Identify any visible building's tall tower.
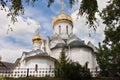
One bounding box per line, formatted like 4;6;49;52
32;24;43;50
52;1;73;40
32;33;43;50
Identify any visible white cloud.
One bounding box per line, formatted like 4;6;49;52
24;6;53;37
97;0;108;11
0;38;31;62
70;0;109;47
77;0;108;10
71;10;105;47
0;7;39;63
70;0;106;47
0;48;30;63
0;8;39;36
0;0;108;62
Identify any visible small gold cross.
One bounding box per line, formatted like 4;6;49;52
35;22;40;35
61;0;65;13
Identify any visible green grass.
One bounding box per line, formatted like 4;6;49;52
0;77;120;80
0;77;68;80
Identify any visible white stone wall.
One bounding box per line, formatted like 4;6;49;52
54;22;73;35
33;42;42;50
50;47;98;72
20;58;54;69
13;58;55;77
70;47;94;68
45;38;51;55
50;48;62;60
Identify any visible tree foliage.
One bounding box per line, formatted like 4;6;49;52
97;26;120;77
0;0;98;28
100;0;120;28
78;0;98;29
96;0;120;77
55;47;92;80
97;42;120;77
0;0;120;77
0;0;51;23
55;47;69;78
0;0;120;29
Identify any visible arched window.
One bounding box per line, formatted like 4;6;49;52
59;25;61;34
49;65;51;70
35;64;38;72
66;25;68;34
85;61;89;70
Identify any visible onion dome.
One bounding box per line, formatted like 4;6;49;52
32;33;43;43
52;1;73;26
52;12;73;27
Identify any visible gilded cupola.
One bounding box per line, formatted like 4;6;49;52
32;23;43;43
32;33;43;43
52;1;73;27
52;13;73;27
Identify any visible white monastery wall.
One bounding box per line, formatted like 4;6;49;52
54;22;72;35
33;42;42;50
20;58;54;68
70;47;98;71
50;48;62;60
50;47;98;70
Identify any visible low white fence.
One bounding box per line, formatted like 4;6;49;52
0;68;54;78
0;68;99;78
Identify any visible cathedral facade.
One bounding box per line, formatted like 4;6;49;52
0;5;99;78
45;11;99;75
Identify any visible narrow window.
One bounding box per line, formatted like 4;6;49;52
59;25;61;34
49;65;51;70
85;62;89;70
35;64;38;72
66;25;68;34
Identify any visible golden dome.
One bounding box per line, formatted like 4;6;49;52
32;34;43;43
52;12;73;27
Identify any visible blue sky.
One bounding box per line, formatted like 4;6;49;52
22;0;74;37
0;0;107;62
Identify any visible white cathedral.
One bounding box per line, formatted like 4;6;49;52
0;3;99;78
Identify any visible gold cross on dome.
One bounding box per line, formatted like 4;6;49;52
61;0;65;13
35;22;40;35
36;22;40;28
